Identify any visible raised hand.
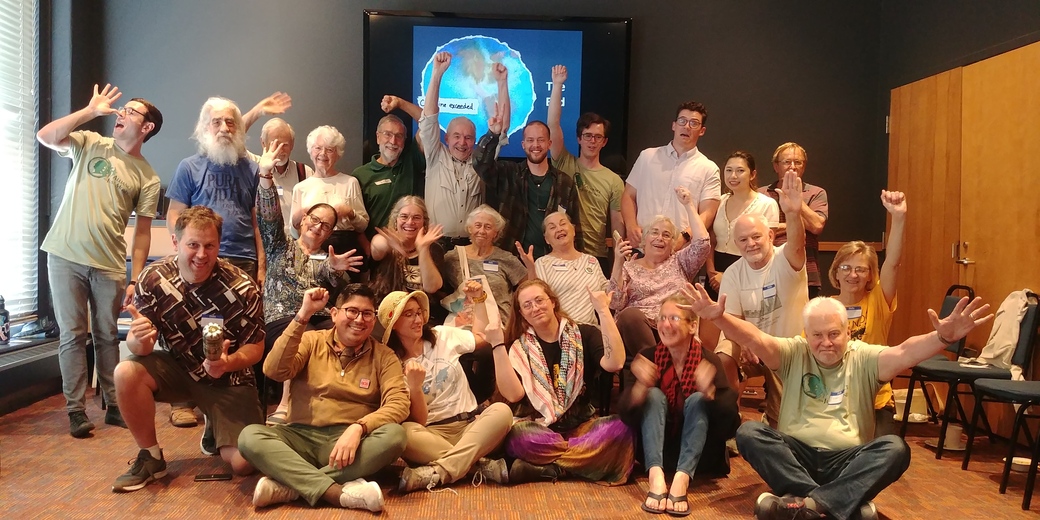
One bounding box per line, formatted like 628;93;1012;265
432;51;452;75
300;287;330;317
404;359;426;392
586;286;614;314
375;227;407;256
487;102;504;135
416;224;444;251
929;296;993;344
491;62;508;83
202;339;232;379
551;65;568;85
694;361;717;400
631;354;660;387
515;241;536;270
89;83;121;117
678;283;726;321
258;140;287;173
675;185;695;206
380;95;401;114
462;279;485;301
328;246;364;273
776;171;803;215
255;91;292;116
614;237;635;263
881;190;907;217
126;303;157;346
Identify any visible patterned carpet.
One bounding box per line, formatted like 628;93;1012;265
2;394;1039;519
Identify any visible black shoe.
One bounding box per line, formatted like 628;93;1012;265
104;405;128;428
69;411;96;438
200;414;217;456
508;459;562;485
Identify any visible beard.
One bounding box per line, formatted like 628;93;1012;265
200;130;246;166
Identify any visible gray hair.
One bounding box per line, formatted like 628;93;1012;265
306;125;346;156
191;96;244;143
642;215;678;244
802;296;849;331
260;117;295;144
378;114;406;133
388;195;429;230
466;204;506;235
541;210;572;233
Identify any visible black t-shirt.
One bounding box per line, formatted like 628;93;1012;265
518;323;604;431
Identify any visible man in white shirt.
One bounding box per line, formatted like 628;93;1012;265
249;118;311;239
622;101;721;245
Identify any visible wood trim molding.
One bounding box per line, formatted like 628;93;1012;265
819;241;883;252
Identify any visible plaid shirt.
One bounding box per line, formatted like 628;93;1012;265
473;131;583;255
760;180;828;288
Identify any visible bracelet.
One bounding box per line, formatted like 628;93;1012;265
127;281;137;286
936;331;955;345
258;173;274;179
472;292;488;303
492;343;506;351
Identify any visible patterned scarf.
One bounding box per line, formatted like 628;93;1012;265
654;339;703;424
509;318;584;426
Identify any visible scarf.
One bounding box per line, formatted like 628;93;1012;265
509;318;584;426
654;339;703;425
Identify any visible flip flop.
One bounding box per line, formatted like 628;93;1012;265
641;491;667;514
666;493;691;517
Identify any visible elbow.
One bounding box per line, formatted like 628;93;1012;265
501;388;524;404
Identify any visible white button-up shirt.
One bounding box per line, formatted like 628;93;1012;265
626;143;721;231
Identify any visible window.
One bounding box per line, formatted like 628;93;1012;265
0;0;39;318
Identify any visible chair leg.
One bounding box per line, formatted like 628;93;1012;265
963;393;985;470
936;382;960;460
901;373;920;438
1024;407;1040;510
1001;404;1030;494
977;395;1000;443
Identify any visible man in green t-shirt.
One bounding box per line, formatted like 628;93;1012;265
352;115;426;240
547;65;624;275
683;284;992;520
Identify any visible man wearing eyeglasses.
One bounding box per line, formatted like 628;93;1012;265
239;285;408;512
622;101;721;246
352;114;426;242
760;143;829;298
547;65;625;275
37;83;163;439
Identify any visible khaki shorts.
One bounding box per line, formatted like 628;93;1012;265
128;351;263;449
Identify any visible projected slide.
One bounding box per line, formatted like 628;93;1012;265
413;26;582;157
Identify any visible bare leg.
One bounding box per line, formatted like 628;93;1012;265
220;446;255;476
668;470;691;514
320;483;343;506
646;466;669;511
113;360;159;448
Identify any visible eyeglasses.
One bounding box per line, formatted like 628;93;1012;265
118;106;147;119
305;213;335;233
312;146;338;156
580;133;605;143
838;265;870;275
657;315;689;324
377;130;406;142
675;116;702;129
520;296;550;312
400;309;423;320
340;307;376;321
778;159;805;168
647;229;674;240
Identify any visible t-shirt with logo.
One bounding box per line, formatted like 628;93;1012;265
403;325;478;424
42;131;160;272
167;153;260;260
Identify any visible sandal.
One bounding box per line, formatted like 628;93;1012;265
666;494;691;517
265;409;288;426
641;491;667;514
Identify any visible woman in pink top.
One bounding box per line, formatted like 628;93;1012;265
608;186;710;386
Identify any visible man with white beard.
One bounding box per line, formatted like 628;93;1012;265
352;114;426;241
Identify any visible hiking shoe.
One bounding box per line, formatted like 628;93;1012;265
754;493;822;520
859;501;878;520
170;405;198;427
104;405;128;428
69;411;96;438
200;415;217;456
340;479;384;512
399;465;440;493
472;457;509;486
508;459;562;485
252;476;299;507
112;449;167;492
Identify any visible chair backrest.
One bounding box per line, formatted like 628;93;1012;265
941;285;975;355
1010;291;1040;371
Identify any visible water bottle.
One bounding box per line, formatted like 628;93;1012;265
0;296;9;345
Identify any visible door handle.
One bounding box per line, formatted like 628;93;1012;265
955;258;976;265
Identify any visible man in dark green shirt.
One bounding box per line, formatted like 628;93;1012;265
352;114;426;239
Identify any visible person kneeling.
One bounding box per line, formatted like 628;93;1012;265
238;285;409;512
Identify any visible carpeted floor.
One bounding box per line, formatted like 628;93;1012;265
2;392;1039;519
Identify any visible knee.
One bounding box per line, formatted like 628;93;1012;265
230;452;255;476
735;420;773;450
236;424;266;458
683;391;707;414
874;434;912;471
374;423;407;450
643;387;667;410
113;360;145;388
485;402;514;424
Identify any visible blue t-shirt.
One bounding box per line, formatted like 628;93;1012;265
167;153;259;260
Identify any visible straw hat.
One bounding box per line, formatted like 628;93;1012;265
377;290;430;344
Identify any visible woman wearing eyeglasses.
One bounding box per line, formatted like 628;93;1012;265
370;196;446;324
257;139;365;424
609;186;711;386
289;126;369;258
830;190;907;435
493;279;635;486
627;292;738;516
378;282;513;494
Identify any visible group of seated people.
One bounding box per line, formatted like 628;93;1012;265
40;51;996;520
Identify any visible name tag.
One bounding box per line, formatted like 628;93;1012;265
276;185;284;196
309;253;328;261
846;306;863;319
552;262;568;272
762;283;777;299
482;260;499;272
375;178;392;186
827;389;845;406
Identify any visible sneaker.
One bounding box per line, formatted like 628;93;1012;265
252;476;299;507
859;501;878;520
754;493;822;520
200;415;217;456
69;411;96;438
170;405;198;427
472;457;509;486
508;459;562;485
265;409;288;426
340;479;384;512
399;465;440;493
104;406;128;428
112;449;168;492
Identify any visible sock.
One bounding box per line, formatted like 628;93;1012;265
803;497;818;511
145;445;162;459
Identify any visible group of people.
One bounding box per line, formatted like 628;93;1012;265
39;49;997;520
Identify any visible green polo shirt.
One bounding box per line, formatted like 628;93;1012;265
352;140;425;237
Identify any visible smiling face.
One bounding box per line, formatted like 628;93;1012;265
332;295;377;348
733;216;775;269
173;224;220;284
517;285;557;331
657;301;697;348
578;122;608;159
309;134;341;174
395;204;426;241
300;205;336;248
671;109;706;151
805;310;848;368
445;118;476;162
112;100;151;144
835;252;873;296
467;212;499;247
724;156;755;195
642;219;677;261
521;124;550;165
543;213;574;251
392;298;427;343
377;120;407;166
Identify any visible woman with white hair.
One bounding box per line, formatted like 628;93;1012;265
609;187;711;385
289;125;369;258
443;204;527;321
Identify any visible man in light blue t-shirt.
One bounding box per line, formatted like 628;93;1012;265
684;285;992;520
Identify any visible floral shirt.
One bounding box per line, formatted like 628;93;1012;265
608;238;710;320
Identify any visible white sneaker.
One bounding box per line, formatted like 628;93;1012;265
252;476;299;507
340;479;384;512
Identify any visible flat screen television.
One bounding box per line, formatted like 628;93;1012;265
363;11;631;162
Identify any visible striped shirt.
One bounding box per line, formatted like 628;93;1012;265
535;253;609;325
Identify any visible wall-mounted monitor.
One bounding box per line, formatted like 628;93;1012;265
364;11;631;161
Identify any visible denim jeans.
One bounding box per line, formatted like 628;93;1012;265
48;255;125;413
641;387;709;476
735;421;911;520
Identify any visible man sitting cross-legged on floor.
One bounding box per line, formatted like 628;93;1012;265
682;283;993;520
238;284;409;512
112;206;265;492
